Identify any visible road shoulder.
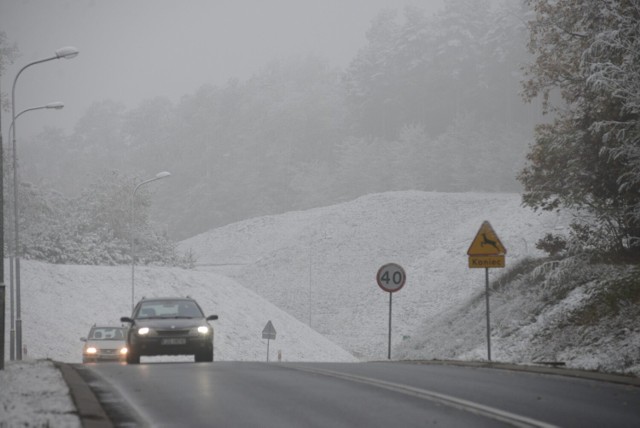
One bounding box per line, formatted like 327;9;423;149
55;362;114;428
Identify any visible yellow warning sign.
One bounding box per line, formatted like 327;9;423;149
467;221;507;256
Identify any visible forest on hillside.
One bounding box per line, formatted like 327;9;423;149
16;1;537;241
3;0;638;265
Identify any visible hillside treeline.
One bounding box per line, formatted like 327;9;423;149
17;1;536;243
5;0;638;265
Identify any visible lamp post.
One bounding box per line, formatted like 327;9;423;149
8;102;64;144
7;102;64;361
12;46;78;360
1;77;4;370
131;171;171;312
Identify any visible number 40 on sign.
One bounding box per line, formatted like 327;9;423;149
376;263;406;293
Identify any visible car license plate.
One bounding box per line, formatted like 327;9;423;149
161;338;186;345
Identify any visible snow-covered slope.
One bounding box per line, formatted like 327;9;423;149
5;191;637;374
395;256;640;375
12;261;356;363
180;191;570;359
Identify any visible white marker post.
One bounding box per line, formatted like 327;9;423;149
376;263;406;360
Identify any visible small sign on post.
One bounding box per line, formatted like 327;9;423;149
467;221;506;362
262;320;276;362
376;263;406;360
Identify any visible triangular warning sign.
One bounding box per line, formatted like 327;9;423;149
467;221;507;256
262;320;276;340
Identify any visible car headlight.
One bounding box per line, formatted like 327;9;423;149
119;347;128;355
197;326;210;334
86;346;98;354
138;327;150;335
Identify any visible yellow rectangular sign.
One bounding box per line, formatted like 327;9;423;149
468;256;505;269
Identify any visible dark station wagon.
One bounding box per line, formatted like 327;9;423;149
121;297;218;364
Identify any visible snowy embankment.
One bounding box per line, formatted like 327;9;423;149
4;190;637;374
0;359;80;427
179;190;638;374
2;190;639;427
396;256;640;376
180;191;570;360
6;261;356;363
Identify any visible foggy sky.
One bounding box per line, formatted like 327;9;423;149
1;0;443;139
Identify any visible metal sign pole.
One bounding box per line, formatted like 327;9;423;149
266;338;270;362
0;87;3;369
485;267;491;361
0;284;4;369
388;293;392;360
10;257;14;360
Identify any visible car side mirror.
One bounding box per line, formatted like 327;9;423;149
80;337;87;342
207;315;218;321
120;317;134;323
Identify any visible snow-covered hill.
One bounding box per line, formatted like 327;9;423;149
180;191;570;359
10;261;356;363
397;255;640;375
5;191;638;374
3;190;639;428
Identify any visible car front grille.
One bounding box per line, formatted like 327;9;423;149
157;329;190;336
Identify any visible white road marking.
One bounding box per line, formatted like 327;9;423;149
289;366;559;428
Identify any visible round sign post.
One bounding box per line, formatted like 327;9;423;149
376;263;406;360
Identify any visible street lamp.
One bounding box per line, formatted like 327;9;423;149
131;171;171;312
7;102;64;361
8;102;64;143
12;46;79;360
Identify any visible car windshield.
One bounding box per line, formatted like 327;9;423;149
136;300;204;319
91;327;125;340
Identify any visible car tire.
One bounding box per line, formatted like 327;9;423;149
126;348;140;364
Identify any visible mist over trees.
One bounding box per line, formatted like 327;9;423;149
15;0;538;249
8;0;637;264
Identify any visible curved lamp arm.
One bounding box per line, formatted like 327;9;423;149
130;171;171;311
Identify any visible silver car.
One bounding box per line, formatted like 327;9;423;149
81;325;128;363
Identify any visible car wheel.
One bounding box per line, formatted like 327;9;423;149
126;348;140;364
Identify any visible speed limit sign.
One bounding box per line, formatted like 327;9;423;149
376;263;406;293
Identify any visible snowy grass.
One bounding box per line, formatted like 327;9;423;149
0;359;81;427
6;261;356;364
396;256;640;376
180;190;570;360
4;190;637;374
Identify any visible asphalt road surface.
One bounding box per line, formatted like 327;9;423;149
73;361;640;427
